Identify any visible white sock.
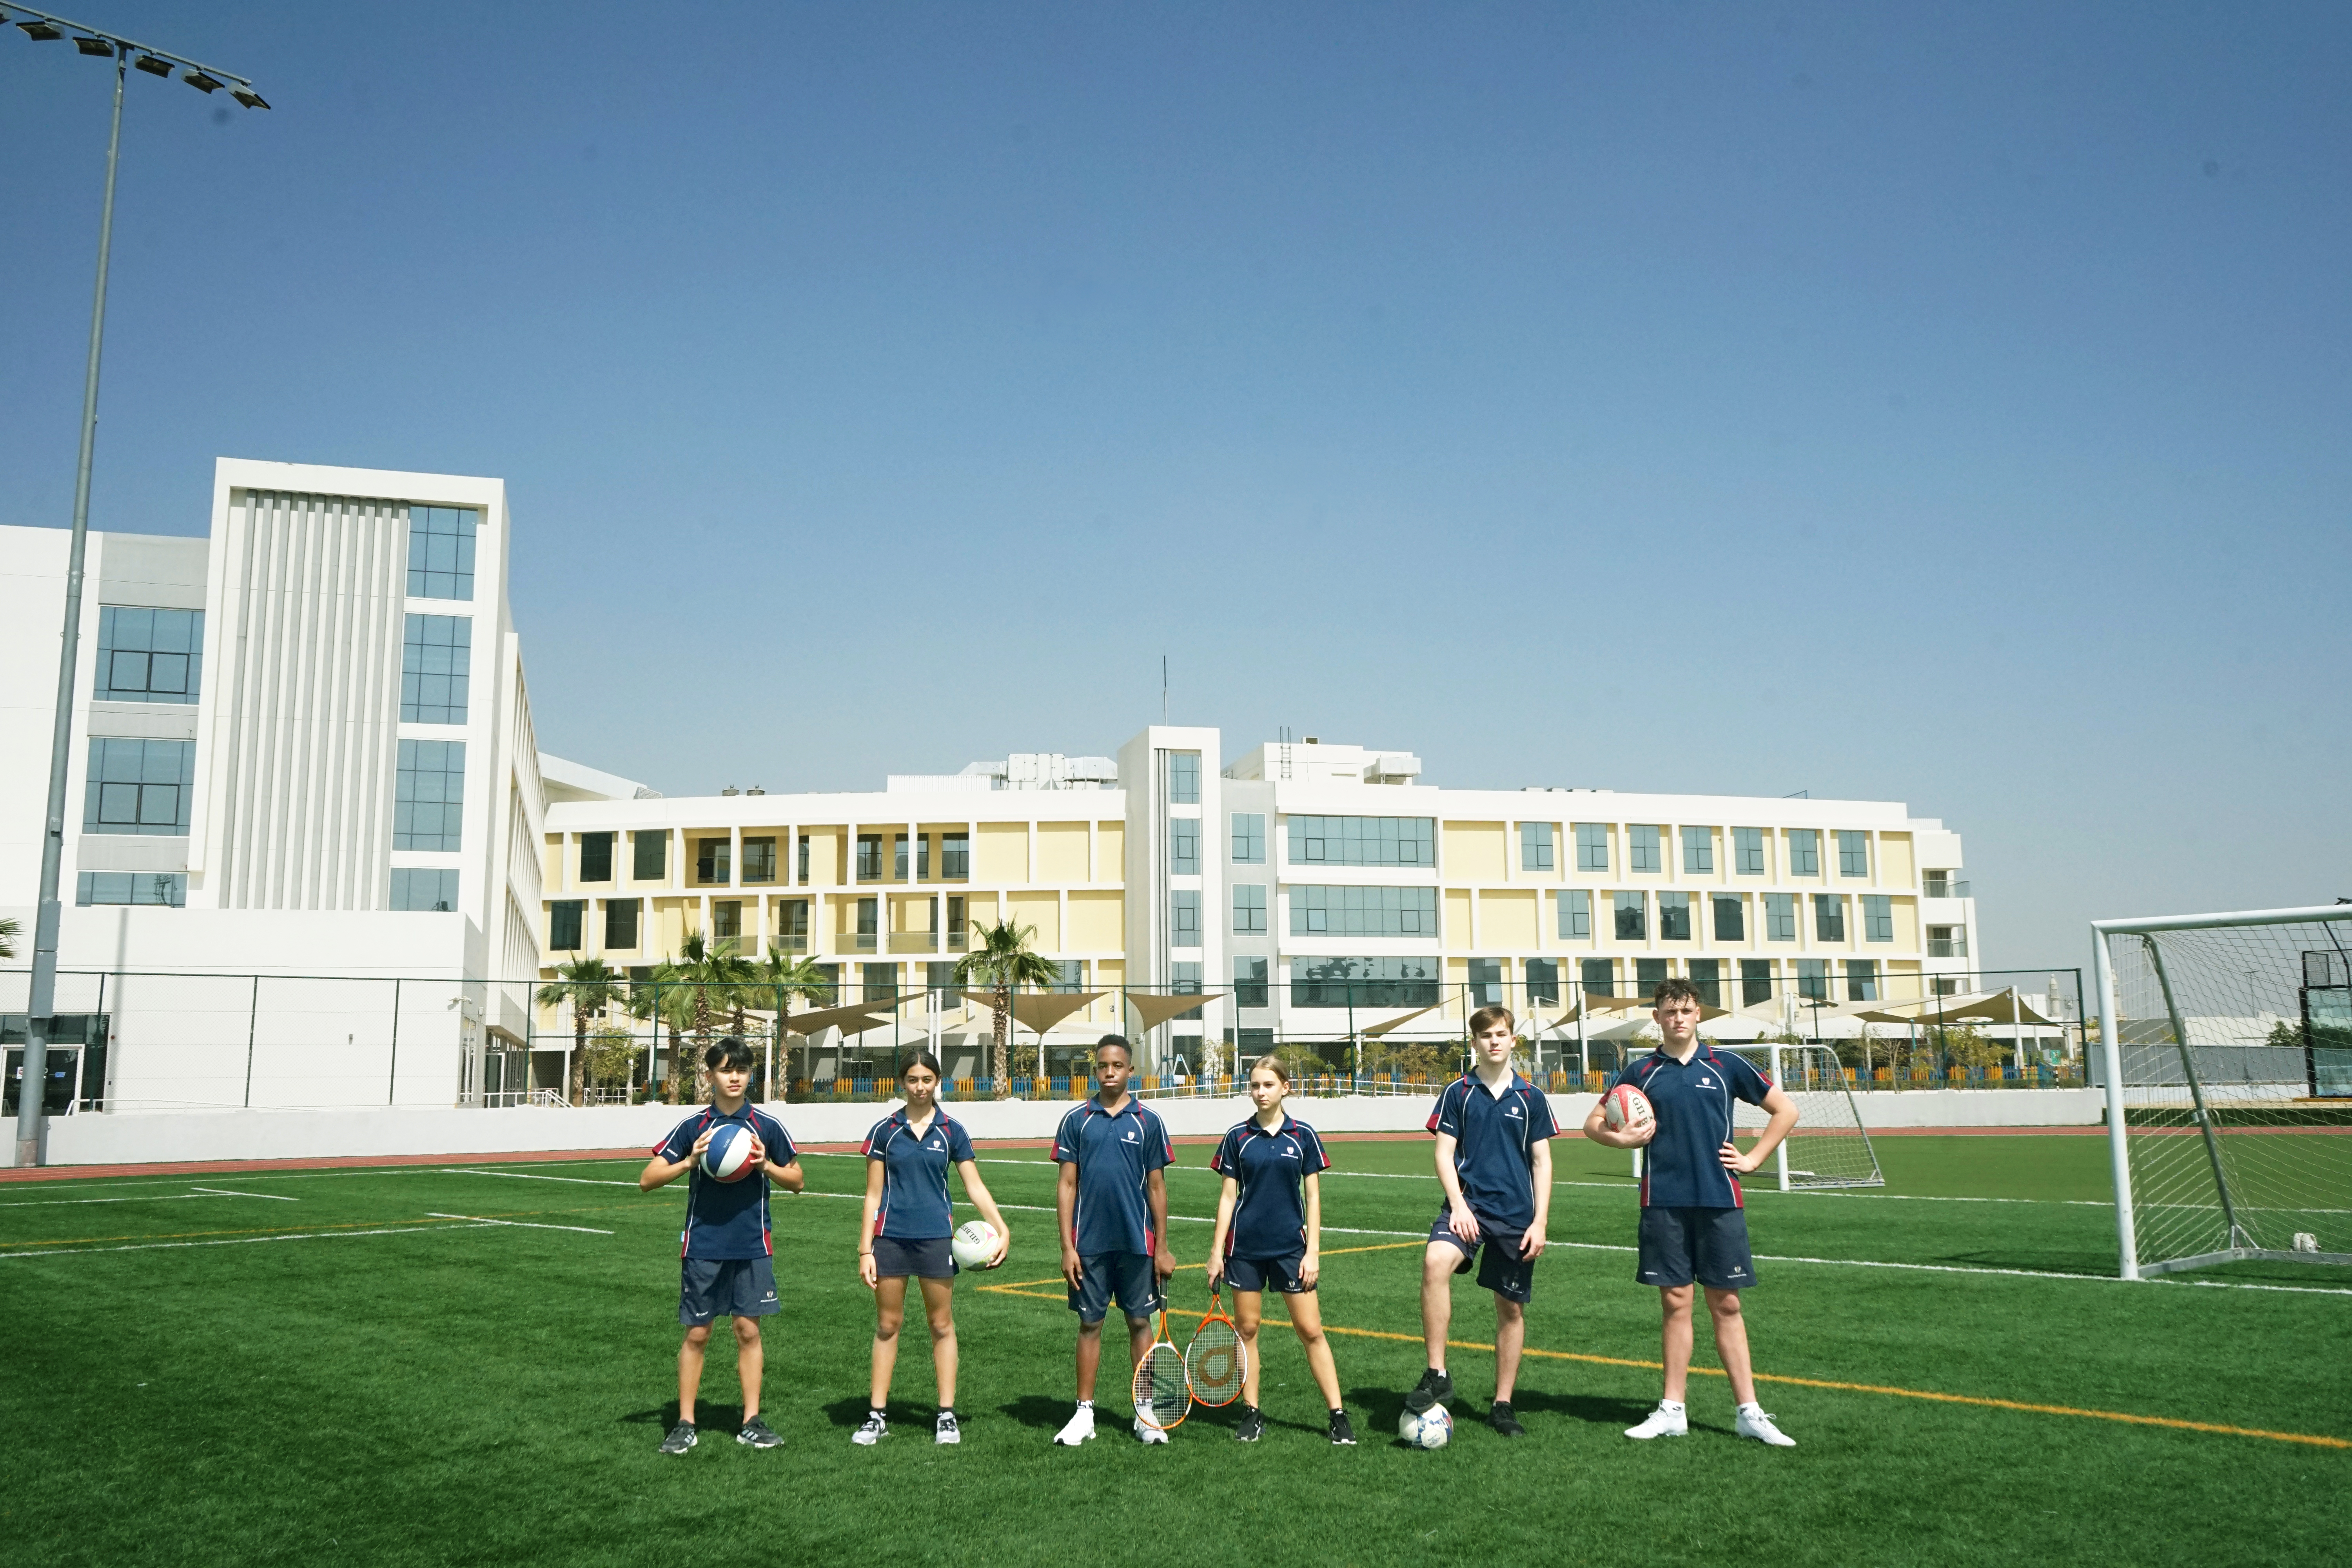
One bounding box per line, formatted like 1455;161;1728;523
1076;1399;1093;1412
1737;1401;1763;1416
1659;1399;1686;1413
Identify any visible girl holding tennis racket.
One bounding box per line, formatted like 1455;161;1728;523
853;1052;1014;1446
1207;1056;1355;1445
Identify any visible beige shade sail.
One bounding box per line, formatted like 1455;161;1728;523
1120;990;1220;1033
963;990;1110;1036
1878;987;2062;1028
1360;1003;1442;1038
779;1000;899;1038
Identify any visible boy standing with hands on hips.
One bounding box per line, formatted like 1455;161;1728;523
1585;978;1800;1446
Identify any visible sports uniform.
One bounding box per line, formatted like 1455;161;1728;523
1613;1045;1773;1290
1425;1071;1559;1303
1052;1095;1172;1323
861;1105;976;1279
652;1103;798;1325
1209;1113;1330;1294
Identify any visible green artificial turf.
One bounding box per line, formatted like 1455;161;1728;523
1;1128;2346;1568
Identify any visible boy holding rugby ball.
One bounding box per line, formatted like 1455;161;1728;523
641;1036;805;1455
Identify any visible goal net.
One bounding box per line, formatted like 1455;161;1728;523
2094;904;2352;1279
1719;1043;1884;1190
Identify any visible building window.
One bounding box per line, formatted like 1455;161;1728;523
1712;895;1744;942
1287;956;1439;1008
1862;895;1893;943
392;739;464;851
862;963;899;1004
697;838;732;884
1168;752;1200;804
1815;895;1846;942
392;867;459;912
1928;924;1968;959
713;901;742;942
1581;958;1615;998
857;898;879;938
1232;884;1267;934
811;964;840;1004
1557;888;1591;940
1613;891;1645;941
1170;818;1198;876
893;834;910;881
1289;885;1437;938
1287;815;1434;867
855;833;884;881
1234;956;1269;1009
606;898;641;949
399;614;470;724
916;835;931;879
1629;825;1661;873
1526;957;1560;1006
1847;960;1879;1002
1838;830;1869;879
1681;826;1713;875
96;606;202;704
1054;959;1088;993
940;832;969;879
579;832;613;883
1167;962;1205;1020
1659;892;1692;942
407;505;479;599
634;830;666;882
1797;959;1829;1003
797;835;812;883
1635;958;1669;997
550;900;585;950
1689;958;1721;1008
1764;893;1797;942
1741;958;1773;1006
742;837;776;884
1230;813;1265;864
1171;889;1201;944
776;900;809;947
1468;958;1503;1007
83;737;194;836
1733;827;1766;875
1575;823;1609;871
946;896;966;940
76;871;185;907
926;961;957;996
1788;829;1820;877
1520;822;1555;871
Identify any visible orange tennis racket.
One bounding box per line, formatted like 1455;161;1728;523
1184;1284;1247;1407
1133;1302;1189;1430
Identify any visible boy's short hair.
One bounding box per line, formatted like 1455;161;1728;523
1468;1004;1516;1038
703;1035;755;1071
1652;977;1702;1009
1094;1034;1132;1062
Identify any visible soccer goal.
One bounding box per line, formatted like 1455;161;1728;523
1718;1043;1885;1190
2093;904;2352;1279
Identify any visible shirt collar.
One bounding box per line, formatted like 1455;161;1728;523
1472;1070;1526;1100
1090;1094;1142;1120
1243;1113;1298;1138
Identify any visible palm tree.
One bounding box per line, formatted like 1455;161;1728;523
953;918;1060;1096
0;916;17;960
629;964;698;1104
650;930;757;1103
755;944;833;1098
536;955;624;1106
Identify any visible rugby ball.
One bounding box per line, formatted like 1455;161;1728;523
1398;1405;1453;1450
702;1122;759;1183
951;1220;1001;1270
1603;1083;1655;1134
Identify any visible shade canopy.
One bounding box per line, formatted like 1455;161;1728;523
1120;990;1220;1033
1360;1003;1442;1038
779;999;898;1038
1856;988;2063;1028
963;989;1111;1036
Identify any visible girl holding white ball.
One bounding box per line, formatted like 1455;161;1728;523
853;1051;1013;1446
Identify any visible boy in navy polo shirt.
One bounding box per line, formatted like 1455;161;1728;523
1051;1036;1176;1446
1403;1005;1557;1438
640;1036;805;1455
1584;978;1799;1447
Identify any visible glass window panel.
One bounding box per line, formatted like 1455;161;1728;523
1285;815;1435;867
579;833;613;882
1468;958;1503;1007
1635;958;1669;996
393;739;465;850
1167;753;1200;804
1526;957;1560;1006
1286;956;1439;1009
400;614;471;723
1170;819;1198;876
742;837;776;883
1287;886;1439;938
1764;893;1797;942
1846;960;1879;1002
1862;894;1894;942
633;830;667;881
390;867;460;912
1797;959;1830;1002
1234;956;1269;1009
1733;827;1766;875
550;899;585;949
1581;958;1615;998
1230;813;1265;864
1520;822;1555;871
606;898;641;948
1170;889;1201;942
1557;888;1591;939
1688;958;1721;1008
1629;825;1661;873
940;832;969;878
1815;895;1846;942
1789;829;1820;876
1740;958;1773;1006
95;606;203;703
1682;826;1713;874
1658;892;1691;941
1232;884;1267;934
82;738;193;836
1712;895;1745;942
1575;823;1610;871
76;871;185;907
1613;891;1645;940
407;506;480;600
1838;830;1870;878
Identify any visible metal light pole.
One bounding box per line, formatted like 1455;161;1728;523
9;8;268;1167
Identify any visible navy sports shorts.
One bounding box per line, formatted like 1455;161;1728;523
1636;1206;1756;1290
680;1255;780;1325
1068;1251;1162;1324
872;1235;956;1280
1427;1208;1537;1304
1224;1250;1310;1295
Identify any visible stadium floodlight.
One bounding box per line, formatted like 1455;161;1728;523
5;4;268;1167
2092;903;2352;1279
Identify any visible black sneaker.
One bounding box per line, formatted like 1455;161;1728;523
736;1417;782;1449
1488;1401;1524;1437
1404;1368;1453;1415
1234;1405;1264;1443
1328;1409;1357;1446
659;1421;697;1455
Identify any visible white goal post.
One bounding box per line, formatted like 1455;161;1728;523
2092;903;2352;1279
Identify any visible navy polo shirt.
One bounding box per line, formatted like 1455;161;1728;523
863;1107;976;1241
653;1103;798;1259
1615;1046;1775;1209
1053;1095;1172;1256
1210;1114;1330;1260
1426;1073;1558;1232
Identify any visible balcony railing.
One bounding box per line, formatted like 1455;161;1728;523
889;931;938;954
771;935;808;953
1928;937;1969;958
1922;878;1972;899
848;932;877;953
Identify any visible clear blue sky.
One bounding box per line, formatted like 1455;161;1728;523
4;2;2346;968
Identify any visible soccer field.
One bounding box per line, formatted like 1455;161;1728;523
2;1131;2346;1567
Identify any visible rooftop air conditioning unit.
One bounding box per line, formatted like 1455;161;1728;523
1365;753;1422;783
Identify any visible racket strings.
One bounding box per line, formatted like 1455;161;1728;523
1184;1319;1246;1406
1133;1344;1188;1430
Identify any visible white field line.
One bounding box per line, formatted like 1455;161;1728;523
187;1186;299;1201
424;1212;612;1235
439;1168;636;1187
0;1221;494;1260
0;1187;300;1209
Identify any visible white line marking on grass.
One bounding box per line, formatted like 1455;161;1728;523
441;1168;636;1187
0;1222;493;1260
0;1188;297;1209
187;1187;298;1201
424;1212;613;1235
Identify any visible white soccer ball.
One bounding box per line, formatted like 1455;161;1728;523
1398;1405;1453;1450
950;1220;1001;1270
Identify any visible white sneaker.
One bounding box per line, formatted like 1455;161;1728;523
851;1411;887;1446
1053;1407;1096;1446
1736;1406;1796;1447
1133;1417;1170;1445
935;1412;961;1446
1624;1404;1688;1440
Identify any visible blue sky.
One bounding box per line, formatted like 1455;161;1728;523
3;2;2346;967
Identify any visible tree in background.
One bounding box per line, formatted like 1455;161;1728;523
0;916;17;960
953;918;1059;1096
755;944;834;1098
536;955;624;1107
